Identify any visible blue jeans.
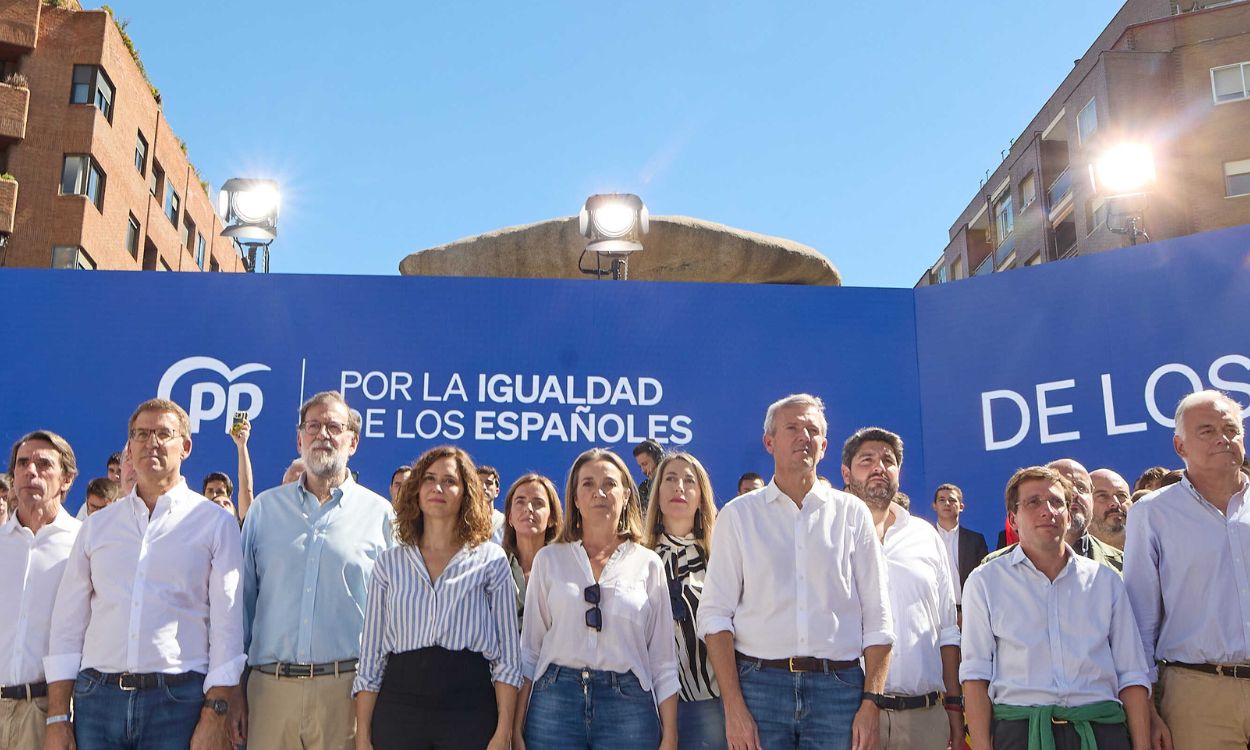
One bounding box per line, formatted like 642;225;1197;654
678;696;728;749
72;669;206;750
524;665;661;749
737;660;864;750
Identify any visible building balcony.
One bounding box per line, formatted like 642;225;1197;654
0;81;28;141
0;177;15;234
1047;167;1074;223
0;0;40;52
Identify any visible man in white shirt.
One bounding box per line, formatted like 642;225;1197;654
841;427;961;750
478;464;507;544
699;393;893;750
931;483;988;606
0;430;81;749
961;466;1150;750
45;399;246;750
1124;389;1250;750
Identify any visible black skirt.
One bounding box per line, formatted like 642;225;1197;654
372;646;498;750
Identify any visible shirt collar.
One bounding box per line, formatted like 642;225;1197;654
298;474;355;509
1008;541;1077;580
763;478;828;508
1180;471;1248;514
125;476;192;512
0;505;77;537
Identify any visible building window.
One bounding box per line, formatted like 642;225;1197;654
135;132;148;176
1225;158;1250;197
974;257;994;276
165;183;180;225
1212;62;1250;104
69;64;114;121
150;161;164;198
51;245;96;270
195;233;206;269
126;213;141;260
158;257;172;271
1077;98;1098;144
1086;197;1109;234
950;256;965;281
60;154;105;210
209;256;221;272
994;192;1014;245
1025;252;1042;266
1020;172;1037;208
181;214;196;249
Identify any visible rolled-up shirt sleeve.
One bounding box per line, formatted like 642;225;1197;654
352;554;391;696
205;513;247;691
958;569;994;684
487;554;523;688
519;550;552;681
1122;502;1163;683
44;517;93;683
850;505;894;648
1109;575;1151;694
645;557;680;703
696;505;741;639
934;533;961;648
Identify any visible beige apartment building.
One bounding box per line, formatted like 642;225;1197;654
0;0;243;271
918;0;1250;286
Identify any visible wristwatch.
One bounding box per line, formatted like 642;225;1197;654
861;691;889;708
944;695;965;709
203;698;229;716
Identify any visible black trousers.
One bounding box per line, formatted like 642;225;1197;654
992;718;1131;750
371;647;498;750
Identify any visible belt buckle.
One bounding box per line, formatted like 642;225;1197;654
1050;717;1069;725
293;663;315;679
789;657;802;673
117;672;139;691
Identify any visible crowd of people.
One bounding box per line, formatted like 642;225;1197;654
0;387;1247;750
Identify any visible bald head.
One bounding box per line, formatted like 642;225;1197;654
1090;468;1131;539
1047;458;1091;537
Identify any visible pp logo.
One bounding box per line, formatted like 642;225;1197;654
156;356;271;434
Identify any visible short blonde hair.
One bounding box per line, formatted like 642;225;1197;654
558;448;644;543
642;452;716;554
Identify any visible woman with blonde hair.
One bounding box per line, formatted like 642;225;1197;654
353;446;521;750
501;472;563;627
515;448;679;749
642;451;725;749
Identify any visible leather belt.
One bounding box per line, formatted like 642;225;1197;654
82;669;200;691
735;651;857;673
253;659;358;679
0;682;47;700
876;691;941;711
1167;661;1250;680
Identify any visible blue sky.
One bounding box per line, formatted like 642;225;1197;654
106;0;1124;287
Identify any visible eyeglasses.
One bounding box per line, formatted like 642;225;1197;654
129;428;180;444
299;421;350;437
584;584;603;632
668;578;689;622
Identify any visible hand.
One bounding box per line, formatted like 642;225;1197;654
724;699;761;750
42;721;75;750
230;420;251;447
486;728;511;750
226;686;248;746
189;711;231;750
947;709;965;750
1149;705;1173;750
851;701;881;750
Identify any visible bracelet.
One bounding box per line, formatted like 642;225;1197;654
46;714;71;726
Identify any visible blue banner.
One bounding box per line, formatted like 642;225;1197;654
3;223;1248;539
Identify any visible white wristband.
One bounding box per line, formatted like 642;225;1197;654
46;714;71;726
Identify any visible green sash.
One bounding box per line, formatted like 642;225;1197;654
992;700;1125;750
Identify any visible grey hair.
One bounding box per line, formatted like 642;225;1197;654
763;393;827;436
1174;389;1245;437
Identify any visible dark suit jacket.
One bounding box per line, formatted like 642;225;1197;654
957;526;990;589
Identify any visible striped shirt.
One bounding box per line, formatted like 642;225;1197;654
654;533;720;702
352;541;523;695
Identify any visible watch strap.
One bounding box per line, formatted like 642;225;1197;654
46;714;71;726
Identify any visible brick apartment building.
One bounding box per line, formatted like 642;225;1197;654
0;0;243;271
917;0;1250;286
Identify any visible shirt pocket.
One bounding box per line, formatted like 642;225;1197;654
607;580;651;626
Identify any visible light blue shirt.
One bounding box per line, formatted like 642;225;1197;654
960;544;1149;707
242;476;395;665
353;542;522;695
1123;476;1250;682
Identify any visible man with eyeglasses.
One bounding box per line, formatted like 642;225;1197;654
236;391;395;749
45;399;246;750
841;427;962;750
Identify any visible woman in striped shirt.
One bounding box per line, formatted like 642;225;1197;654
501;473;563;629
643;452;725;749
352;446;522;750
515;448;680;749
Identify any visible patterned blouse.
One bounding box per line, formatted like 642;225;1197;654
654;532;720;702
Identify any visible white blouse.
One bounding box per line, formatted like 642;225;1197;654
520;540;680;703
